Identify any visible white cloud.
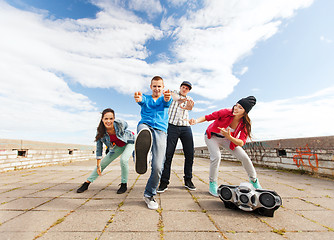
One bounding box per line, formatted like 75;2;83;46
0;0;161;144
192;107;207;113
195;100;211;105
190;86;334;147
128;0;163;19
251;88;261;93
238;66;249;75
162;0;314;100
251;86;334;141
0;0;316;145
320;35;332;43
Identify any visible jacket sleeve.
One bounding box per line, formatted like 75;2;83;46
164;98;172;107
96;138;103;159
137;94;146;106
205;108;229;122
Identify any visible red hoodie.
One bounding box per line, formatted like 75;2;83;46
205;108;248;150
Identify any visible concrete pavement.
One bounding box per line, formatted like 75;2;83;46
0;155;333;240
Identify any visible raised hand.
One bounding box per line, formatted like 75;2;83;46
134;91;142;103
180;99;194;110
163;89;171;102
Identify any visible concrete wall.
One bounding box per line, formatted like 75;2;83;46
176;136;334;178
0;139;95;172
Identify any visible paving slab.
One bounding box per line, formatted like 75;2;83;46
208;210;272;232
0;154;333;240
162;211;217;232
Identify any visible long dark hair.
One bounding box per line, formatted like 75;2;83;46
233;105;252;139
95;108;115;141
243;113;252;139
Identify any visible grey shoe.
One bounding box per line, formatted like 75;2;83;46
144;196;158;210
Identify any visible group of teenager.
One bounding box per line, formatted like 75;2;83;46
76;76;262;210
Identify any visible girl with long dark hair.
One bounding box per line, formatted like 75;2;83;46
77;108;135;194
189;96;261;197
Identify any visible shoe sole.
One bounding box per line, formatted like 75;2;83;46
185;186;196;191
143;197;158;210
157;187;168;193
209;191;219;197
117;189;127;194
135;129;152;174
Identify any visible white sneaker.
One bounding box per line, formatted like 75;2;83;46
144;196;158;210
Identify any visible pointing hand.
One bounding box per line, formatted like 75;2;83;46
163;89;171;102
134;91;142;102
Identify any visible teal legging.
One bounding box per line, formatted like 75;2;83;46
87;143;134;183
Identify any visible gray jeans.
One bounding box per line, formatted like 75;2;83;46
204;134;257;183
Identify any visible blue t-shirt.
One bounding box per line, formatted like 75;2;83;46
137;94;172;132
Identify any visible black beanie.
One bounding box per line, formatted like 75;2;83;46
237;96;256;113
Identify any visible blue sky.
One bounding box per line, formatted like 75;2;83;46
1;0;333;147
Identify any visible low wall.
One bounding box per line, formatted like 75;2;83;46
0;139;95;172
176;136;334;178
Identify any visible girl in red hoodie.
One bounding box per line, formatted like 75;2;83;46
189;96;261;196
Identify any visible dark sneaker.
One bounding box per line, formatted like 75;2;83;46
135;128;152;174
157;182;168;193
77;182;90;193
117;183;127;194
185;179;196;191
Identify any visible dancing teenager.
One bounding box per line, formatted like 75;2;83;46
158;81;196;193
189;96;262;197
134;76;172;209
77;108;135;194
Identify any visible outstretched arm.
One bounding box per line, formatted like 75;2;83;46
188;116;206;125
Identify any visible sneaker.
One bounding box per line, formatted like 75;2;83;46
184;179;196;191
209;181;218;197
249;178;262;189
157;182;168;193
117;183;127;194
135;128;152;174
77;182;90;193
143;196;159;210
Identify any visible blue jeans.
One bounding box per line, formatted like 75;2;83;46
87;143;134;183
137;123;167;197
161;124;194;184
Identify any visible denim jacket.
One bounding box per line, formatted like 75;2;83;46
96;119;135;159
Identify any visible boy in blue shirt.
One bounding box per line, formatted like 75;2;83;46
134;76;172;209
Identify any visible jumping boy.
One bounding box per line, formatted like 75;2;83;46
134;76;172;210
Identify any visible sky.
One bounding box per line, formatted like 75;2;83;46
1;0;333;147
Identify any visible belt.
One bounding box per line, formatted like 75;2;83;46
211;132;225;138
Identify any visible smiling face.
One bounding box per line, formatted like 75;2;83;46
179;84;190;96
102;112;115;130
150;79;164;98
232;103;246;117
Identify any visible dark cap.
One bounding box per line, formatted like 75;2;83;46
237;96;256;113
180;81;192;90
